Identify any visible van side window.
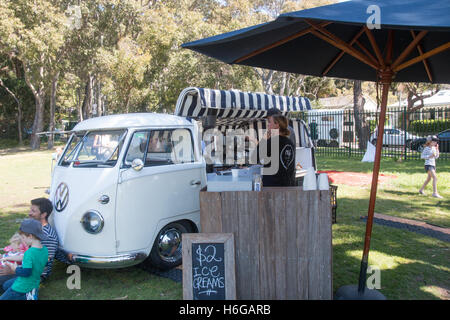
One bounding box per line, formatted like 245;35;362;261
144;130;173;166
124;131;150;166
171;129;195;164
145;129;194;167
125;129;195;167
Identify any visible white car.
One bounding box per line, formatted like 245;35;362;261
370;128;419;147
49;113;205;270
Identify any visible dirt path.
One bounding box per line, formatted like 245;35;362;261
361;213;450;242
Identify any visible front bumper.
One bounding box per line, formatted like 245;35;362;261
71;252;148;269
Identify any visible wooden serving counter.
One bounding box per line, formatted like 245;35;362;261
199;186;332;300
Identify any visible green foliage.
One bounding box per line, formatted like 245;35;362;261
369;119;377;132
409;119;450;135
0;70;35;138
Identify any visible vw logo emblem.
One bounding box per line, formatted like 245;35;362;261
54;182;69;212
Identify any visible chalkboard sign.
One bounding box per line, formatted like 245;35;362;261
182;233;236;300
192;242;225;299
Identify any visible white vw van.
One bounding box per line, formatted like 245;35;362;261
50;113;205;270
49;87;315;270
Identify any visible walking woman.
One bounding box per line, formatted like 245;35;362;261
419;135;443;198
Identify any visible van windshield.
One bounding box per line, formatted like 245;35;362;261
60;130;127;167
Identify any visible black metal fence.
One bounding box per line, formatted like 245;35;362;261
292;106;450;161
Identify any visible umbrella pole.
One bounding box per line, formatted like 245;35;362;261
357;71;393;295
335;72;392;300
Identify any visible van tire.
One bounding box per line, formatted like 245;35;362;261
144;221;191;271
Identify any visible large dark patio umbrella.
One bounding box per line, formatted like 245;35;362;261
182;0;450;299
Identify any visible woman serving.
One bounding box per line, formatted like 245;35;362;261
256;114;296;187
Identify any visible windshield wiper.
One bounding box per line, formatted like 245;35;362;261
72;159;116;167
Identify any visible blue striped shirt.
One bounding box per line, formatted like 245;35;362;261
41;224;59;278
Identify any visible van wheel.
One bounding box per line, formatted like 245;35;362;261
145;221;191;271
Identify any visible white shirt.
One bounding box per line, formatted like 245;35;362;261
421;146;439;166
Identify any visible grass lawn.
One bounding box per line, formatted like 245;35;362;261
318;154;449;300
0;145;181;300
0;143;448;300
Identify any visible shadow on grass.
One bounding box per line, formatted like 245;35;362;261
385;189;450;208
333;191;449;299
332;219;450;300
373;198;449;228
0;144;65;157
0;146;35;156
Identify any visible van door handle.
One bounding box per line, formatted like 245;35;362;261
190;180;201;186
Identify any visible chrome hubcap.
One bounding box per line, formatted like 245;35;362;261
157;227;182;263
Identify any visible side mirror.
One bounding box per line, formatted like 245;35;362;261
131;158;144;171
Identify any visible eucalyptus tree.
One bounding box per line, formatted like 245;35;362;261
0;0;68;149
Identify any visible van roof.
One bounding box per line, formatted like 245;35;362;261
72;113;193;131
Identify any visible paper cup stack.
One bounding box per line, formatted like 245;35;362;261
303;167;317;190
303;168;329;191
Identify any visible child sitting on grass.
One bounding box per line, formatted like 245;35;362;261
0;232;29;267
0;219;48;300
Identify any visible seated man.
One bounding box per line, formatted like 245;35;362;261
0;198;73;290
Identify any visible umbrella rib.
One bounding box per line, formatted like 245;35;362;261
391;30;428;69
305;20;379;70
364;27;385;68
233;21;332;64
354;40;380;67
410;30;433;82
394;41;450;72
322;27;366;76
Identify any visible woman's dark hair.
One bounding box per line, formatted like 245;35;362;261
31;198;53;221
271;114;291;137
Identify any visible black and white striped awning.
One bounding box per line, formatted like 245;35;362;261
174;87;313;148
175;87;311;120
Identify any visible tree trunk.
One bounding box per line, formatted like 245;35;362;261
279;72;287;96
11;58;24;145
81;74;94;120
17;100;23;145
254;68;274;94
24;63;45;150
286;73;291;96
48;72;60;149
77;86;83;121
96;80;103;116
125;88;131;113
30;93;45;150
353;80;369;150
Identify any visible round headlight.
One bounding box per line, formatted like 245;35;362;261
81;210;104;234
